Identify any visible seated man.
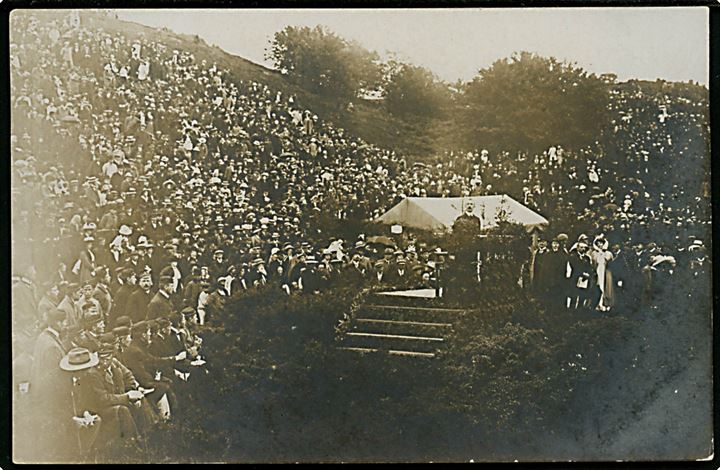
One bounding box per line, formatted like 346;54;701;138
119;322;183;418
67;345;144;458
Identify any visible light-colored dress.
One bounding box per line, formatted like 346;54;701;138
591;249;613;308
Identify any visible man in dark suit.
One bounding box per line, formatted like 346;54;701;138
73;345;143;455
146;276;174;321
29;308;74;460
57;282;84;329
74;236;97;285
38;281;63;321
208;249;228;283
109;269;136;328
452;201;483;237
182;266;202;309
120;322;180;416
384;258;410;287
124;272;153;323
541;238;570;309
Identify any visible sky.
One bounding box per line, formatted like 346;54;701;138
117;8;708;85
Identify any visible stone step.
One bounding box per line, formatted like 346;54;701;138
337;346;436;358
339;331;445;354
355;318;453;328
346;332;445;342
364;304;466;313
355;305;465;323
350;318;453;336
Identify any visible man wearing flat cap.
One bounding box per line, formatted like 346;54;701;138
208;249;228;283
124;272;153;323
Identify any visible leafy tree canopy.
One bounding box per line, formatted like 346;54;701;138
461;51;613;153
266;25;383;101
383;62;451;121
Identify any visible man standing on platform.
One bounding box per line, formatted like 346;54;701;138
452;201;483;237
452;201;483;283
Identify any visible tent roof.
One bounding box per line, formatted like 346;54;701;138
375;195;549;232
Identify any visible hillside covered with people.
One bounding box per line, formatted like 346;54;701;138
10;10;711;463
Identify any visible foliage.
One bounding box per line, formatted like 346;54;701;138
383;62;451;121
266;25;383;102
461;51;612;153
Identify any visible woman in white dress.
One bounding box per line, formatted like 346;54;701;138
591;235;614;311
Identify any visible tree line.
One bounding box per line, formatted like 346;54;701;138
266;25;622;154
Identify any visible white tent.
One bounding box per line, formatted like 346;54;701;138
374;195;548;232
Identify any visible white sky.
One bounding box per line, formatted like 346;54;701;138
117;8;708;85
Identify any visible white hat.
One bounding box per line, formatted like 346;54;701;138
119;225;132;236
60;348;99;372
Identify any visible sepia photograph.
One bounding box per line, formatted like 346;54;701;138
9;6;712;463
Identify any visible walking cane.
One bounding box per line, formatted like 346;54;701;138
70;376;85;458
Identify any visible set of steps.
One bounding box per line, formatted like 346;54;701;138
337;297;465;359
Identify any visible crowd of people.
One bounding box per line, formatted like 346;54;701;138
10;10;710;461
528;231;708;313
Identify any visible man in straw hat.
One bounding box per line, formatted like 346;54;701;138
58;347;102;460
67;341;144;457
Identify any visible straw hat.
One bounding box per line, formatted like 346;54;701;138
59;347;99;372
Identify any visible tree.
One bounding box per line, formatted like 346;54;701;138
266;26;382;101
383;62;451;121
461;51;612;153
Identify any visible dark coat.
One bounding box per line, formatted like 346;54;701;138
58;295;83;328
146;290;174;321
183;278;203;309
111;284;134;325
384;267;410;287
30;328;69;400
120;342;175;387
28;329;75;460
76;248;97;284
124;288;152;324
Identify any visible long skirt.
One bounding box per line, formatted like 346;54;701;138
603;269;615;309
